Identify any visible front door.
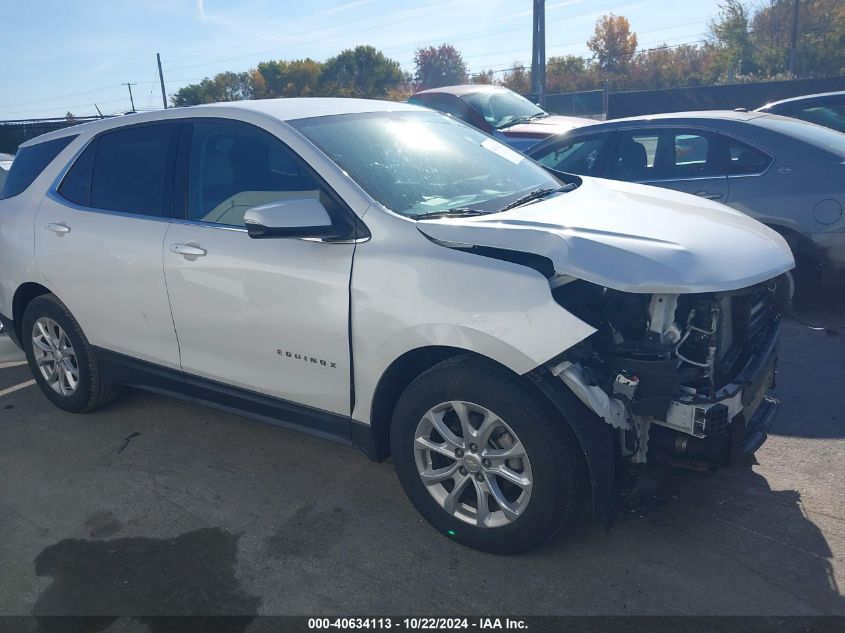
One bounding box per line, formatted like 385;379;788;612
163;119;355;417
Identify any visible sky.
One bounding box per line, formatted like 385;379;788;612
0;0;723;119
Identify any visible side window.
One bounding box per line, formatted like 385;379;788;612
725;138;771;176
533;135;608;176
413;95;472;123
90;123;177;216
0;135;76;200
58;140;97;206
666;131;721;179
611;133;658;182
187;121;322;227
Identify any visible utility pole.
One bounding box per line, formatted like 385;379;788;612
94;103;103;118
157;53;168;109
789;0;800;79
122;82;137;113
531;0;546;107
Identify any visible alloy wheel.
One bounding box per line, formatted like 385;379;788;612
31;317;79;396
414;400;533;528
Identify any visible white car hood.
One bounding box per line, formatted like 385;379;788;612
416;177;795;294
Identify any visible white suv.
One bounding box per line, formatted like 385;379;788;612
0;99;793;553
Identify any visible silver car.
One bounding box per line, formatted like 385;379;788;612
0;153;13;195
527;111;845;286
756;91;845;134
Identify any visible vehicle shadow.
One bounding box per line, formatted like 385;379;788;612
770;286;844;439
599;461;845;615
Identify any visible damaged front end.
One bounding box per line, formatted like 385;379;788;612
544;275;787;470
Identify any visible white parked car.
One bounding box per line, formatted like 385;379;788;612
0;99;793;553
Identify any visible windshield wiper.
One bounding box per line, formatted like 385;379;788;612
498;112;551;128
415;208;491;220
498;185;575;212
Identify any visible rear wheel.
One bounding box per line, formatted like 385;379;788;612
22;294;118;413
391;355;582;554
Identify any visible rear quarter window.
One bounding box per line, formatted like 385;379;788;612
0;135;77;199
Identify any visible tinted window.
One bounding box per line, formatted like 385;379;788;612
412;95;472;123
611;133;658;181
187;121;322;227
726;139;771;176
90;123;176;216
671;132;721;178
58;140;96;206
533;135;608;176
0;135;76;199
612;130;720;181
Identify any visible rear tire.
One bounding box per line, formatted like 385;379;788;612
390;354;582;554
22;294;118;413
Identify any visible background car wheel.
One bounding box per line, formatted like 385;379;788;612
391;354;582;554
22;294;118;413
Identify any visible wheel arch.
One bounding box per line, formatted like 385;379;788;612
11;282;53;345
367;345;469;461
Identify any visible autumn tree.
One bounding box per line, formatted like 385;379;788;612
413;44;468;89
470;69;495;84
500;64;531;94
587;14;638;72
319;46;406;98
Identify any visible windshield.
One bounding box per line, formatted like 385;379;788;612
462;90;546;129
291;111;560;218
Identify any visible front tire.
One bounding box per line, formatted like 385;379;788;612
22;294;118;413
391;355;582;554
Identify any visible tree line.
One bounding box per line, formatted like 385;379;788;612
171;0;845;107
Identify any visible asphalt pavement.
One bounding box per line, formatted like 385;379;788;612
0;293;843;619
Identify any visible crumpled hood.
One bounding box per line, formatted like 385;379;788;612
501;115;591;137
416;177;795;294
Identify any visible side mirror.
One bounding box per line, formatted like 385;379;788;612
243;198;335;239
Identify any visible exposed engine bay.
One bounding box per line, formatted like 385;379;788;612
548;275;787;469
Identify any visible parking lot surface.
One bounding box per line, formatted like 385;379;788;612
1;293;843;618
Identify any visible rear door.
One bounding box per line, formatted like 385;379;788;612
34;121;181;368
609;128;728;202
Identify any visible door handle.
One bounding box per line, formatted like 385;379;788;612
46;222;71;235
170;243;207;258
694;190;723;200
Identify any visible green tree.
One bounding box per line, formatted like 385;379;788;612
171;71;254;106
256;58;323;98
750;0;845;78
319;46;406;98
587;14;638;72
709;0;755;79
413;44;468;89
546;55;596;93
